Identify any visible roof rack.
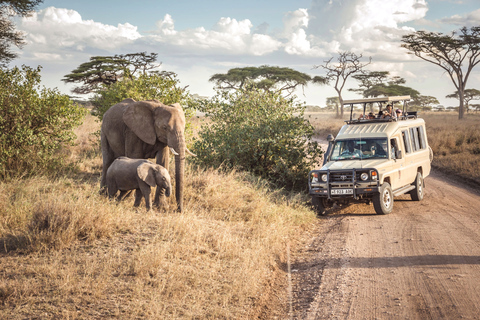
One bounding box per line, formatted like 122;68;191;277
342;96;416;124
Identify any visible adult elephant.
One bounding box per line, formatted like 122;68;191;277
100;98;194;212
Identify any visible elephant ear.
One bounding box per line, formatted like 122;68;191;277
170;103;183;111
123;101;157;145
137;163;156;187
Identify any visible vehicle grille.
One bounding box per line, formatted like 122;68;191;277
330;172;354;182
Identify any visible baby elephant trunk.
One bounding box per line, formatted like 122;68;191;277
155;168;172;198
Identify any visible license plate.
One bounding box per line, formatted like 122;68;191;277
331;189;353;195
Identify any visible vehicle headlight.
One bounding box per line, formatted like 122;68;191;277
360;172;369;181
321;174;328;182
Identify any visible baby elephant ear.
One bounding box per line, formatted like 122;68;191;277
137;163;156;187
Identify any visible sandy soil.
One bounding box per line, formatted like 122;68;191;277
285;170;480;319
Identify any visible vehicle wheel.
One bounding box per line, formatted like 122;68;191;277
373;182;393;215
410;172;424;201
312;197;330;215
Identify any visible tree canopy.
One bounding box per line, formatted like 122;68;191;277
349;71;390;97
209;65;311;96
401;26;480;119
350;71;416;98
408;95;439;112
62;52;161;94
0;0;43;67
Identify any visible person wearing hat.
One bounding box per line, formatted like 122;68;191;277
395;108;402;119
382;104;396;119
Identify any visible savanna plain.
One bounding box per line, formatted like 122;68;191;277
1;110;479;319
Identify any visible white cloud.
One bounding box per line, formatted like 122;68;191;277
440;8;480;26
19;7;141;56
153;14;281;56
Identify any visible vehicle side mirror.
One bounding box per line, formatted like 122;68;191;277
327;134;334;142
396;149;403;159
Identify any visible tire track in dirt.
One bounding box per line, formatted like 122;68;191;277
288;170;480;319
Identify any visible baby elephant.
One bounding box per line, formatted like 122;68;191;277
106;157;171;210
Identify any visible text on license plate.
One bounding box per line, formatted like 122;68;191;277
331;189;353;195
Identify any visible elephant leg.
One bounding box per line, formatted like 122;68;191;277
138;184;152;210
117;190;129;202
154;146;169;209
101;134;115;195
133;189;143;207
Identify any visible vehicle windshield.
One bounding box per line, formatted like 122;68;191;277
331;138;388;161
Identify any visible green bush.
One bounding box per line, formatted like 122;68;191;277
0;66;86;179
92;72;193;121
193;88;323;190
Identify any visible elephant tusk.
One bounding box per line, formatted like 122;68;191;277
169;147;179;156
186;148;197;157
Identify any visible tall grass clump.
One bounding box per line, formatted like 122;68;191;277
0;66;85;179
193;88;323;190
0;176;130;252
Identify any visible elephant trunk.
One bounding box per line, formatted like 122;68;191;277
174;137;186;213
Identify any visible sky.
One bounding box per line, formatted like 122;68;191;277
9;0;480;108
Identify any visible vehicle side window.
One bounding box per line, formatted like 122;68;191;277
402;130;411;154
410;127;420;152
390;138;397;159
417;126;426;150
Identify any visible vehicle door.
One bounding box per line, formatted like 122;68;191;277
389;134;406;189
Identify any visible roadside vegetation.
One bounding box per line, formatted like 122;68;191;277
0;61;317;318
0;112;315;319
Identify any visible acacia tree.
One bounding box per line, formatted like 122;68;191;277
62;52;161;94
312;52;371;118
401;26;480;120
0;0;43;67
409;95;439;112
349;71;389;97
446;88;480;113
209;65;311;96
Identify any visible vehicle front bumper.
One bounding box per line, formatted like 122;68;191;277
308;168;380;200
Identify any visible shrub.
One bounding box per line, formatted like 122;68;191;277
0;66;85;179
193;88;323;190
91;72;193;121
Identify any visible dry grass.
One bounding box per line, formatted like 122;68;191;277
422;112;480;185
307;111;480;186
0;112;316;319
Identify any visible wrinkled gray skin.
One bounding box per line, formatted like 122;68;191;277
106;157;171;210
101;98;187;212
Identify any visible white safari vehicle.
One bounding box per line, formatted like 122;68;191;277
309;96;432;215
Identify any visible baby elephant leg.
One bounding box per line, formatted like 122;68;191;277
133;189;143;207
117;190;129;202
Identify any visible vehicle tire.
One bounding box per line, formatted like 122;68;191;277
410;172;424;201
373;182;393;215
312;197;329;215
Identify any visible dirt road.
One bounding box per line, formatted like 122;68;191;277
288;170;480;319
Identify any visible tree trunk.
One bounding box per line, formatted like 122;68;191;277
458;88;465;120
339;95;344;119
